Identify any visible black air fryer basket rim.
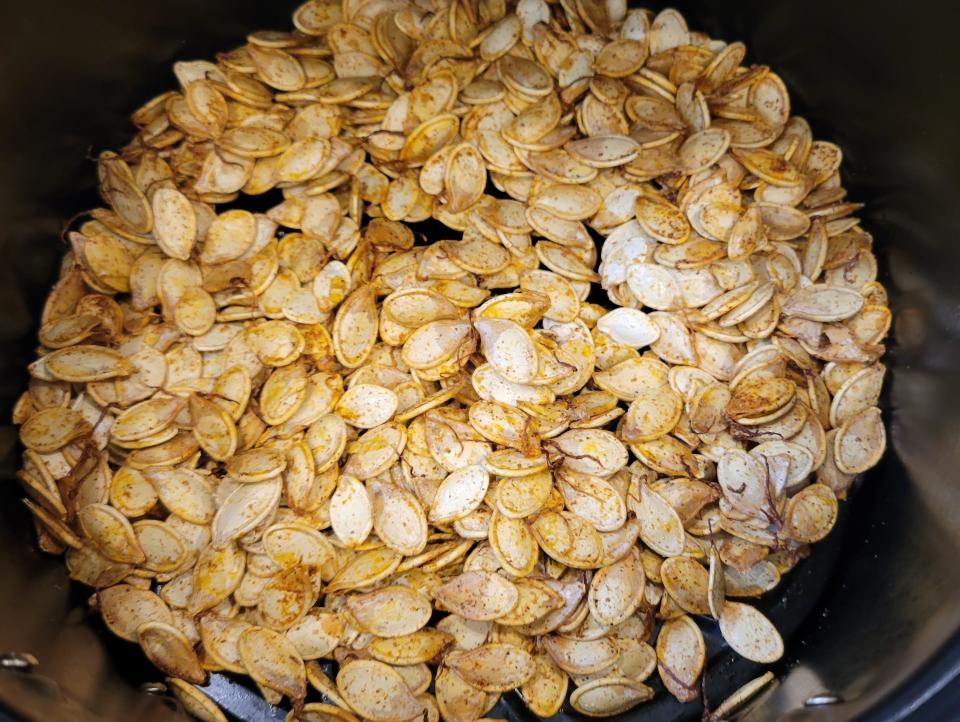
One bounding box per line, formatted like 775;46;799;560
1;0;960;720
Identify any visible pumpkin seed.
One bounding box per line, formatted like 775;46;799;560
110;466;159;518
429;465;490;525
327;547;402;593
138;621;206;684
45;345;134;382
447;644;535;691
20;407;91;453
543;635;620;675
189;394;238;461
660;557;711;615
336;660;423;722
99;584;174;642
152;188;197;260
435;665;487;722
238;626;308;703
475;317;538;384
79;503;146;564
632;482;685;558
782;483;839;543
570;676;655;717
263;523;335;568
144;468;215;525
336;384;398;429
134;520;187;573
329;475;373;548
834;406;885;474
346;585;432;638
783;284;864;322
285;610;344;660
212;479;282;548
189;543;245;613
656;615;704;703
367;629;452;666
199;615;251;673
717;601;784;664
433;571;519;621
588;549;646;625
518;653;568;717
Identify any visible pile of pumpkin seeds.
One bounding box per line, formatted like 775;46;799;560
13;0;889;719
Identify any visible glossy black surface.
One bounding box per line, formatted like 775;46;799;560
0;1;958;720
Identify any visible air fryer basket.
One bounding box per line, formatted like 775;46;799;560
1;0;958;720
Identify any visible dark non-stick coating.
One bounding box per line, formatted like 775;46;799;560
0;1;959;721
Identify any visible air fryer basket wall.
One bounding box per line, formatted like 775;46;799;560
0;1;958;720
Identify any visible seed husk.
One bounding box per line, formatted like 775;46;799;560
138;621;206;684
99;584;175;642
336;660;423;722
446;644;535;691
834;406;886;474
543;635;620;675
346;585;432;638
656;615;705;703
167;678;228;722
717;601;785;664
433;571;519;621
570;677;655;717
238;626;308;703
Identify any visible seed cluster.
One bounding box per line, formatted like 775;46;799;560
13;0;888;720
